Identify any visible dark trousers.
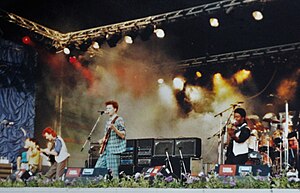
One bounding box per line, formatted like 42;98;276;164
225;153;248;165
45;158;68;180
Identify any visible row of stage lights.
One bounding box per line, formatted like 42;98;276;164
62;26;166;56
64;10;263;53
158;68;251;90
21;9;264;57
209;10;263;27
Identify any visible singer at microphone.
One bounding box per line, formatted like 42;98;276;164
94;100;126;178
225;107;251;165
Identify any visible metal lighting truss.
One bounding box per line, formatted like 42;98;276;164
3;0;261;49
175;42;300;69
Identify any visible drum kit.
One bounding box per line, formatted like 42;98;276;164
246;112;298;174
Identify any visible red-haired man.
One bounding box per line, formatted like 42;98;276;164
41;127;70;180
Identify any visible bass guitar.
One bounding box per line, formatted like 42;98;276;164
99;116;119;154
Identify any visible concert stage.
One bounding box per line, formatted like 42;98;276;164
0;188;300;193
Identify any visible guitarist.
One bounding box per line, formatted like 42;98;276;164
94;100;126;178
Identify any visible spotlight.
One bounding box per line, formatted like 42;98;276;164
63;47;71;55
69;56;77;63
195;71;202;78
154;28;165;38
157;78;164;84
252;10;263;21
140;25;154;41
124;31;138;44
173;77;185;91
106;32;122;48
209;18;219;27
22;36;31;45
92;41;100;49
124;35;133;44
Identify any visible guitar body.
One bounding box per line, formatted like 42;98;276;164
98;116;119;154
99;128;111;154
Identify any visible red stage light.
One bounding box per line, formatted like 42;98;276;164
69;56;77;63
22;36;31;45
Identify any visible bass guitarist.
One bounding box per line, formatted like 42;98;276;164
94;100;126;178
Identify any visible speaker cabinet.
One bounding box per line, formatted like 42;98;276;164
120;139;136;166
0;163;12;179
175;138;201;158
88;142;100;157
88;155;99;168
153;139;175;157
136;138;154;157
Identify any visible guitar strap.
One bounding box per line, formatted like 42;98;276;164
111;115;119;125
105;115;119;137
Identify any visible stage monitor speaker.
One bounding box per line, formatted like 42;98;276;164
81;167;108;177
64;167;108;180
153;139;175;157
64;167;82;179
175;138;201;158
215;164;271;176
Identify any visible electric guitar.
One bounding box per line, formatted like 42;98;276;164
99;116;118;154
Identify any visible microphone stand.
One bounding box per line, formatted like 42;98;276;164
165;149;174;174
80;111;105;153
178;147;187;181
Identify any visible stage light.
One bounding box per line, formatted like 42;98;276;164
209;18;219;27
196;71;202;78
252;11;263;21
233;69;251;84
154;28;165;38
173;77;185;91
158;84;175;107
63;47;70;55
157;78;164;84
92;41;100;49
140;25;154;41
69;56;77;64
185;86;202;102
124;30;138;44
22;36;31;45
106;32;122;48
124;35;133;44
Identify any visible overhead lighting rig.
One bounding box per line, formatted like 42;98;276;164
1;0;261;50
175;42;300;69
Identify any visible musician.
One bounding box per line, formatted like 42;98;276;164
95;100;126;178
225;108;251;165
41;127;70;180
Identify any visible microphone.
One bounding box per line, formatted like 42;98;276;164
230;101;244;107
97;110;107;115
